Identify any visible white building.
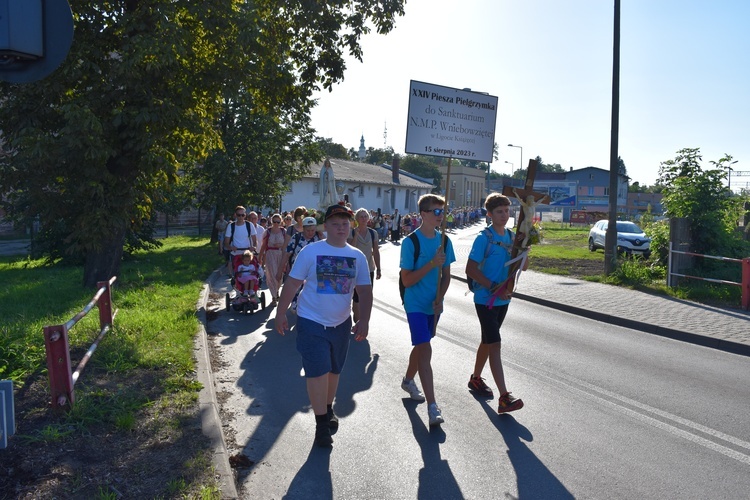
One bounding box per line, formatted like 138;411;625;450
280;158;434;215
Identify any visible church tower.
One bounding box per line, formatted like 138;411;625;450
358;135;366;162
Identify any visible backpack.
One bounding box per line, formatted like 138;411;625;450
398;230;449;304
229;221;253;246
467;227;514;293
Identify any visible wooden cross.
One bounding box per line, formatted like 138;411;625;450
500;159;549;292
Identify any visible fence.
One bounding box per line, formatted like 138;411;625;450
668;243;750;310
44;277;118;410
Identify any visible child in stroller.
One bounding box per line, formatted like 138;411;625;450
235;250;260;297
226;250;266;313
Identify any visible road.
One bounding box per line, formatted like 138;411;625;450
207;238;750;499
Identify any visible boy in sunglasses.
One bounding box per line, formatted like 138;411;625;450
399;194;455;426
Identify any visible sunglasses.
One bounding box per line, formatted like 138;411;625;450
236;213;246;217
272;220;281;224
423;208;445;216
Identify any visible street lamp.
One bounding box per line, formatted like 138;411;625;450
504;160;514;178
508;144;522;173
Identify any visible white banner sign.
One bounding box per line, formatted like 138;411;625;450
405;80;498;163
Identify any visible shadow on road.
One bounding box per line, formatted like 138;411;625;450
334;338;379;418
283;445;332;500
233;313;308;478
480;402;574;499
402;399;464;499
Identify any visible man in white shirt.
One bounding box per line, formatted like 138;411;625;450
224;206;258;275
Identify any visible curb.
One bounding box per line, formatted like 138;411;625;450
196;276;238;499
451;274;750;358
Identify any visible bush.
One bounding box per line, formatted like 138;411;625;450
605;258;666;288
642;219;670;266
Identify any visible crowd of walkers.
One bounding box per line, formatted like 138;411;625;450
217;198;525;448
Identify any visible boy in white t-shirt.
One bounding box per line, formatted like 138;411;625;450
275;204;372;448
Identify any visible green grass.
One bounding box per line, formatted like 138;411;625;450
0;236;217;385
0;235;220;495
531;222;743;307
530;225;600;260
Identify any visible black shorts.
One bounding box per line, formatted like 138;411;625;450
474;303;509;344
352;271;375;303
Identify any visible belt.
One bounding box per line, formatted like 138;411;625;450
267;247;280;250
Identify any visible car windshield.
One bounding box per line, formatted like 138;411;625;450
616;222;642;234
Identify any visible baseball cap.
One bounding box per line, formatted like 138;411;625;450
325;204;354;221
302;216;317;226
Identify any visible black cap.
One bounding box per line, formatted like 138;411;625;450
325;204;354;221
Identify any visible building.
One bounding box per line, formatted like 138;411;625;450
626;192;664;218
358;135;366;162
435;163;488;208
280;157;434;215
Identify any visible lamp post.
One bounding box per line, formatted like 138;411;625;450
504;160;514;178
508;144;523;173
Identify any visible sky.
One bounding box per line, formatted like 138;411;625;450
310;0;750;190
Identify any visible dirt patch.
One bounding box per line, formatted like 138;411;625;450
0;368;217;499
530;256;605;278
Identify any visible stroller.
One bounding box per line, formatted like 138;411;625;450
225;250;266;314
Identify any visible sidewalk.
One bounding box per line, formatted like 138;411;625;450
446;225;750;357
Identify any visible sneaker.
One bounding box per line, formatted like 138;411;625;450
327;407;339;432
428;403;444;426
314;424;333;447
497;392;524;414
401;378;426;402
468;375;493;397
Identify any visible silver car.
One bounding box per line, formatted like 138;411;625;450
588;220;651;258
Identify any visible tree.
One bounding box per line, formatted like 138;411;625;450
0;1;406;287
365;147;395;165
317;138;349;160
400;155;442;190
658;148;739;256
617;156;628;177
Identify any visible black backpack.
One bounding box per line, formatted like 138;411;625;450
398;230;449;304
228;221;253;245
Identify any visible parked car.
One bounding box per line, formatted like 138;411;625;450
588;220;651;258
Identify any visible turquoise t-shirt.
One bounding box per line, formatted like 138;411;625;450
469;226;514;307
400;229;456;314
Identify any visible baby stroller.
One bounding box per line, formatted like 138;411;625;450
225;250;266;314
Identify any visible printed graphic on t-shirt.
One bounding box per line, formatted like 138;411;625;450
315;255;357;294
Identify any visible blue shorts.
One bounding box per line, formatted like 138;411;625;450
295;315;352;378
406;312;437;346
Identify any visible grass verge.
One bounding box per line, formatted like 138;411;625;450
0;236;221;498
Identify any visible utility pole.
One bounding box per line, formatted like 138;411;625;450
604;0;621;275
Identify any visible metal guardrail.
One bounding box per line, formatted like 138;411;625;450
668;243;750;310
43;276;118;410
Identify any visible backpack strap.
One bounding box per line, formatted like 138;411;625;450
229;220;253;244
409;232;420;267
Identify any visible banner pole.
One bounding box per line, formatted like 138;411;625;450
434;156;452;334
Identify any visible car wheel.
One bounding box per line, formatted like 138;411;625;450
588;238;596;252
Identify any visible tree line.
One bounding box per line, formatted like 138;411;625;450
0;1;406;287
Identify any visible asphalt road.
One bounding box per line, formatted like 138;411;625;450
207;240;750;499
